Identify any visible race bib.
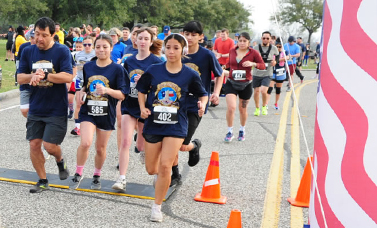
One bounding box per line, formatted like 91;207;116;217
276;68;285;76
87;100;108;116
129;82;138;98
32;62;53;74
232;70;246;81
265;63;269;68
153;106;178;124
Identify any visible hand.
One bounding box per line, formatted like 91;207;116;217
140;107;151;119
76;90;86;105
242;61;255;68
271;60;277;67
95;84;107;95
29;69;45;86
209;93;219;105
197;101;205;117
134;74;141;83
215;53;222;59
116;58;121;64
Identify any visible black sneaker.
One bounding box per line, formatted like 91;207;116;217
188;139;201;167
30;179;49;193
116;164;119;170
134;133;137;142
67;110;73;119
134;146;140;153
91;175;101;190
169;174;182;187
57;159;69;180
70;173;83;189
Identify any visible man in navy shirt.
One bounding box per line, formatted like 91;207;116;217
17;17;73;193
120;27;132;46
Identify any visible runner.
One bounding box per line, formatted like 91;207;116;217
223;32;265;142
55;23;64;44
120;27;132;46
17;17;73;193
67;40;83;120
170;20;224;186
252;31;278;116
267;39;289;110
71;37;96;136
5;26;14;61
70;34;129;190
284;36;301;91
109;28;126;63
137;34;208;222
113;27;162;190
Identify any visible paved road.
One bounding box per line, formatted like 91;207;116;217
0;71;318;228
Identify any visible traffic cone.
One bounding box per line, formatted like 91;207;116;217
194;151;227;204
227;209;242;228
287;156;313;207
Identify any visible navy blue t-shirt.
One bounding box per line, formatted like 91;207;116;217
18;43;73;117
18;42;32;91
182;46;223;113
121;54;162;118
120;38;132;46
121;45;138;63
79;61;130;128
136;62;207;137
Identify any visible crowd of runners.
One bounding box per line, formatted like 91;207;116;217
10;16;313;222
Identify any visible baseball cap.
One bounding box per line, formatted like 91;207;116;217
235;33;240;37
108;28;121;36
163;25;170;33
288;36;296;42
29;29;35;37
9;25;12;29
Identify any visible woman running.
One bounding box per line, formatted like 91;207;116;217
70;34;129;189
137;34;208;222
223;32;265;142
267;39;289;110
112;27;162;190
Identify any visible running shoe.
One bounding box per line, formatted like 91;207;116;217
70;173;83;189
116;164;119;170
134;133;137;141
224;132;234;142
262;106;268;115
112;177;127;190
274;103;279;110
57;159;69;180
150;204;163;222
5;59;8;61
70;127;80;136
91;175;101;190
238;131;245;141
188;139;201;167
287;87;291;92
209;102;218;107
254;107;260;116
139;151;145;164
134;146;140;153
301;76;305;83
30;179;49;193
68;110;73;119
170;174;182;187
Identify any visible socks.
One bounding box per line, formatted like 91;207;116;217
74;119;80;129
69;103;74;111
240;126;245;132
152;202;161;209
172;165;179;177
76;165;84;176
94;168;101;176
228;127;233;134
119;175;126;180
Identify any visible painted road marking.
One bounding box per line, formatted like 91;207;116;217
0;105;19;112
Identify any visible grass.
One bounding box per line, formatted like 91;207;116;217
0;40;18;93
301;59;318;70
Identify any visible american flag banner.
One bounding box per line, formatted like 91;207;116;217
310;0;377;227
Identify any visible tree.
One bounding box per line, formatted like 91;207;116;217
273;0;323;44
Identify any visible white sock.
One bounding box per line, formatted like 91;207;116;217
119;175;126;179
228;127;233;134
240;126;245;132
75;123;80;129
153;203;161;209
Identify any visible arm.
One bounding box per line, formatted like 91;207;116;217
95;84;125;100
197;95;209;117
138;92;151;119
46;72;74;84
210;72;224;105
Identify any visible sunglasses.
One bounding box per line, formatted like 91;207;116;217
83;43;92;47
262;37;270;40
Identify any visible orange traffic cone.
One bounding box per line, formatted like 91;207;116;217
227;209;242;228
194;151;227;204
287;156;313;207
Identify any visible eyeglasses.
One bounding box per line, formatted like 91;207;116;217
262;37;270;40
276;46;282;48
73;37;83;42
83;43;92;47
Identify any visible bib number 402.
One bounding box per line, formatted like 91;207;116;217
157;112;172;122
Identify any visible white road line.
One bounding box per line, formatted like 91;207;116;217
0;105;20;112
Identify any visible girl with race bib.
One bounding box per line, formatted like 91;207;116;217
70;34;129;190
112;27;162;191
137;34;207;222
223;32;265;142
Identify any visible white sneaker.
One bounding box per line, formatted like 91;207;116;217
139;151;145;164
112;177;127;190
42;147;50;160
150;204;163;222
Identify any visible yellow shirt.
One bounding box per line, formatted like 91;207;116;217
56;30;64;44
15;35;27;57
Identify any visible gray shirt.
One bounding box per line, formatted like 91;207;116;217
73;50;96;80
252;45;279;77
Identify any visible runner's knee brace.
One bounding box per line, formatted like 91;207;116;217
276;87;281;94
267;87;273;94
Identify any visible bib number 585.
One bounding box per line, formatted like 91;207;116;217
91;106;104;114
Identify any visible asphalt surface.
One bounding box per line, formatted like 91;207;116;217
0;71;318;228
